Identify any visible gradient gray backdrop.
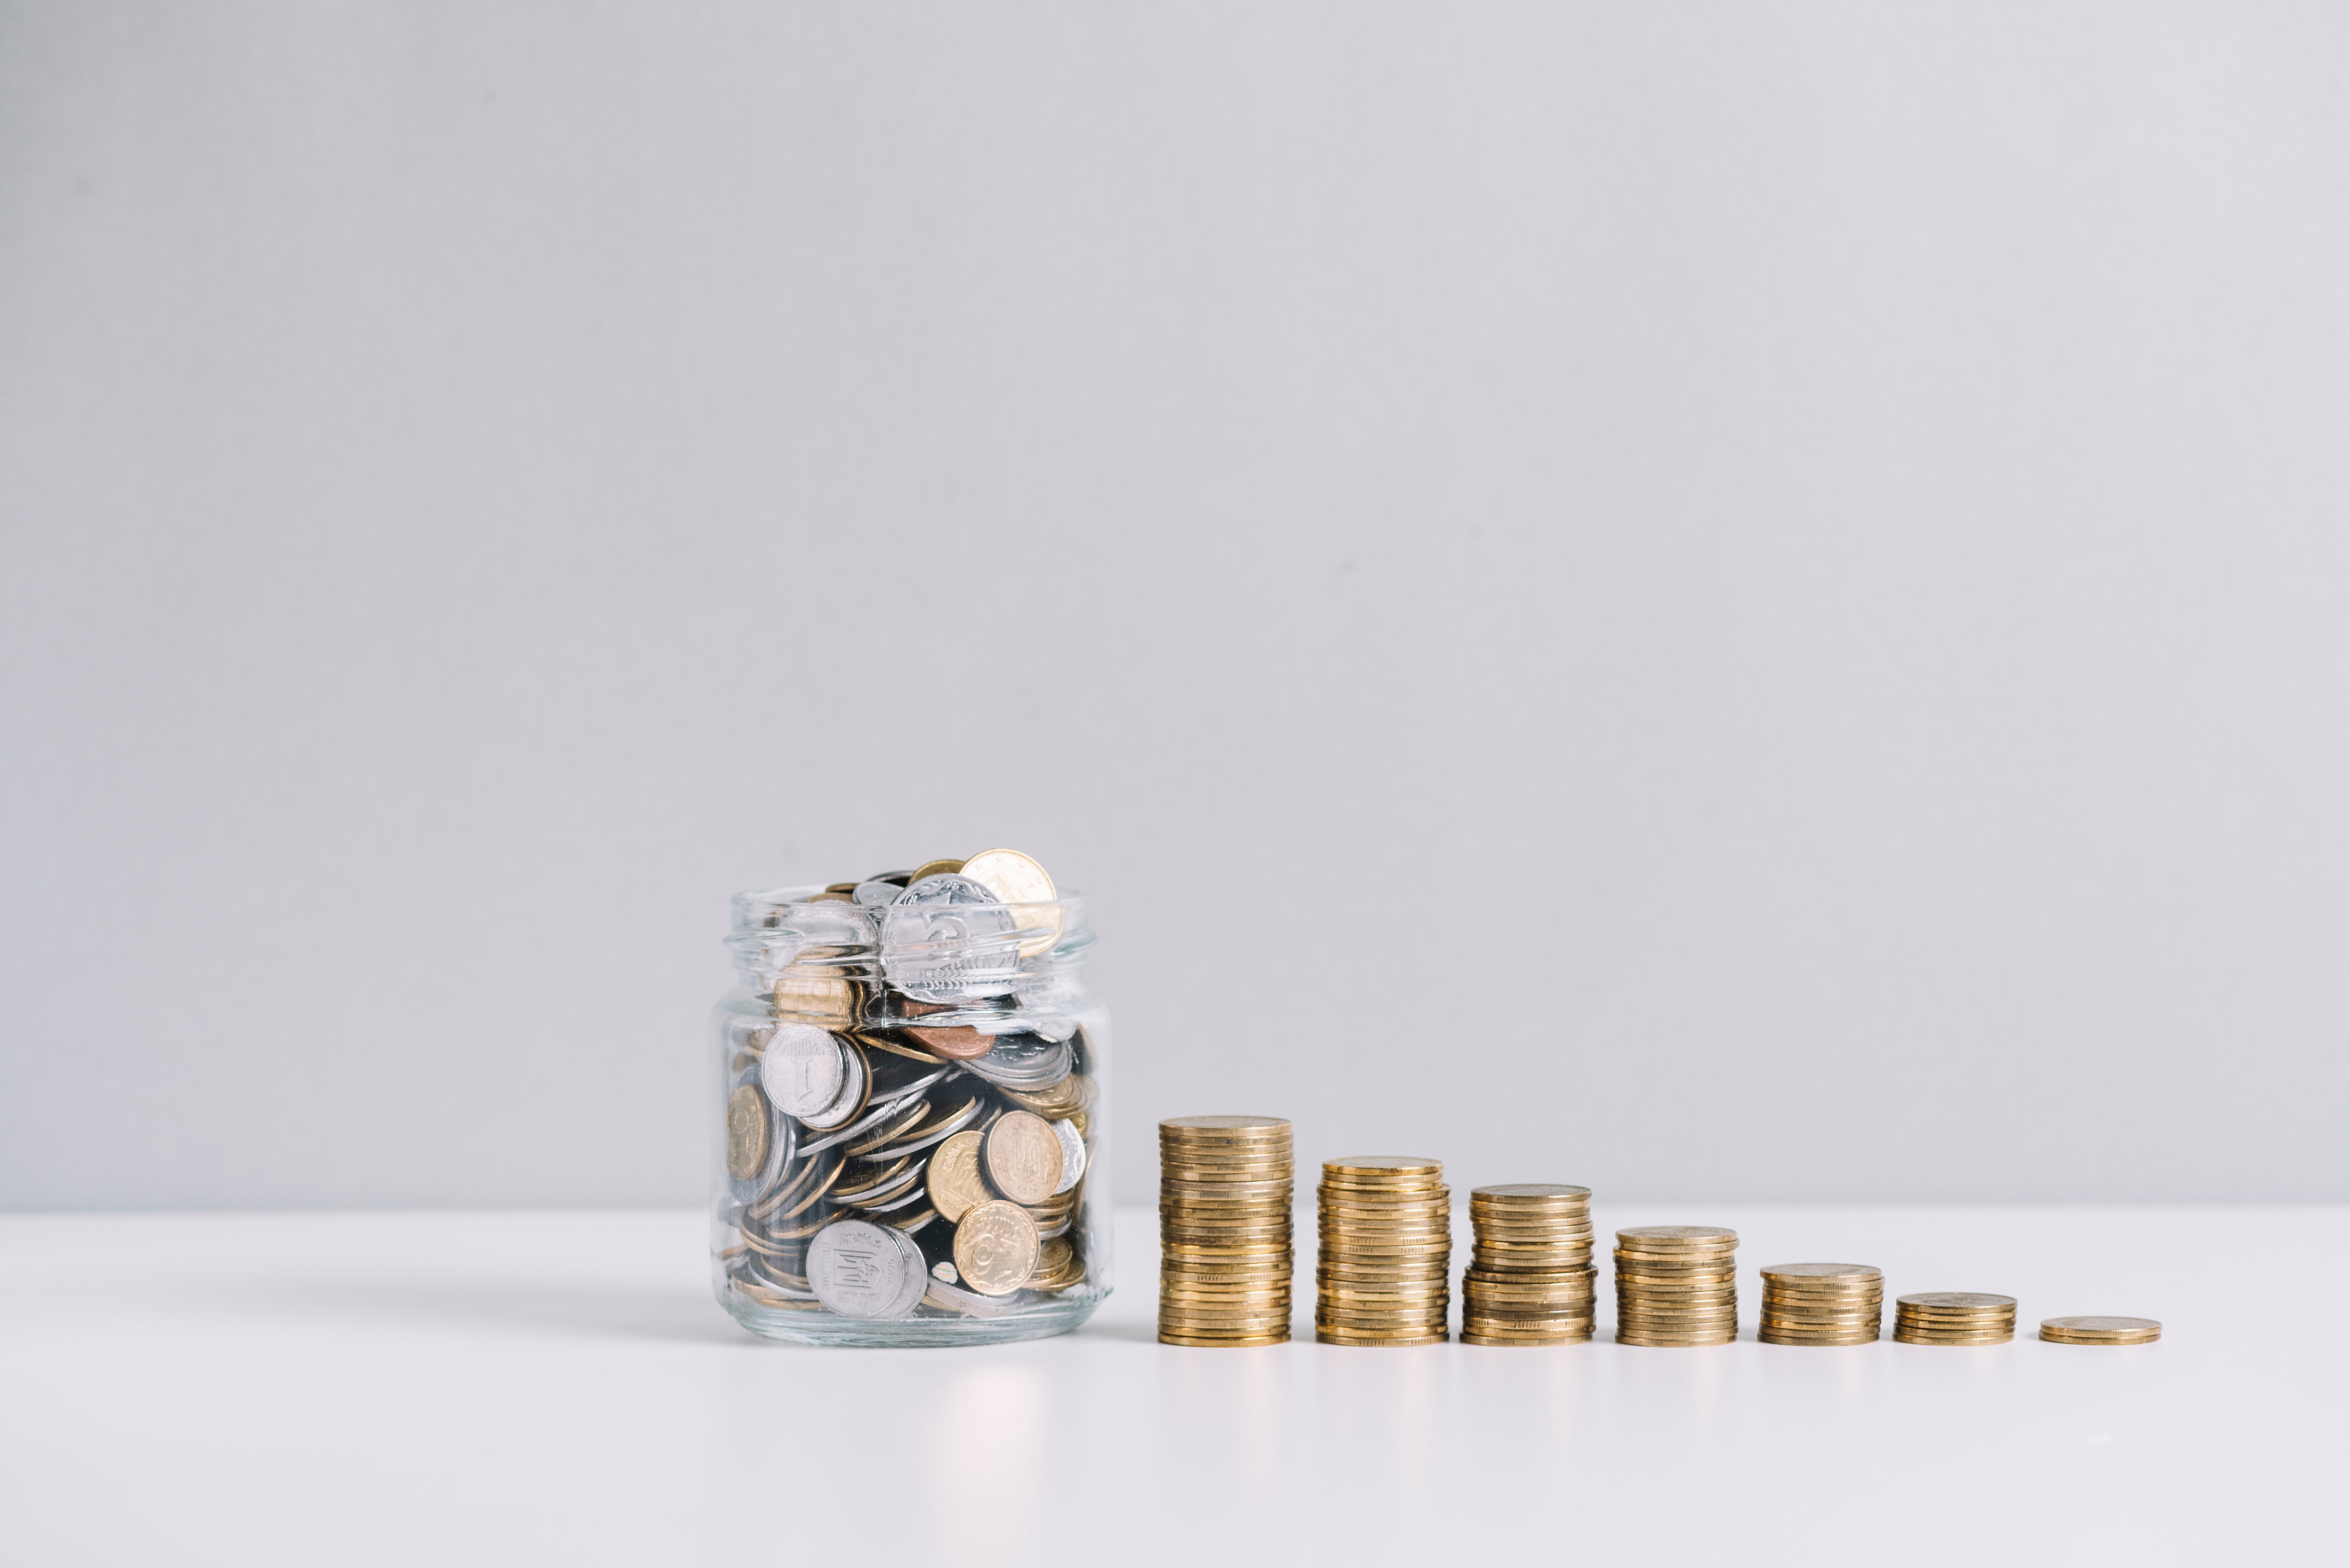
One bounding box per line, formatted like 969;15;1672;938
5;2;2347;1209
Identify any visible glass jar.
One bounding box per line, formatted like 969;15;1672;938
710;871;1111;1346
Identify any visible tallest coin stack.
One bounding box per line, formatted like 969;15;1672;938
1157;1116;1295;1346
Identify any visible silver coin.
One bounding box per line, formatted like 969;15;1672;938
840;1162;930;1211
854;876;911;906
799;1073;940;1155
797;1043;869;1131
760;1025;849;1119
807;1219;917;1319
856;1094;986;1160
880;875;1022;1001
959;1032;1074;1088
887;1225;931;1317
1050;1117;1087;1195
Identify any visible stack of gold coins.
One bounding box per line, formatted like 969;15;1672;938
1157;1116;1294;1347
2040;1315;2160;1346
1317;1156;1450;1346
1614;1226;1739;1346
1758;1262;1883;1345
1461;1185;1595;1345
1893;1292;2017;1345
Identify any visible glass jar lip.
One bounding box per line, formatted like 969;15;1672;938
733;883;1088;913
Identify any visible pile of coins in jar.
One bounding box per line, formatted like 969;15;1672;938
722;850;1095;1322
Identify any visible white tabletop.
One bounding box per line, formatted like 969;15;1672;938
2;1204;2339;1565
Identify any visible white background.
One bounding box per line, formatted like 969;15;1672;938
4;2;2347;1209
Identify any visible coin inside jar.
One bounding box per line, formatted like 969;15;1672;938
902;1023;995;1060
926;1128;990;1223
807;1218;925;1319
759;1024;850;1119
985;1110;1065;1205
959;846;1063;957
953;1199;1042;1295
725;1084;771;1181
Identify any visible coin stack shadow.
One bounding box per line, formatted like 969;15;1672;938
1893;1292;2017;1345
1614;1226;1740;1346
1757;1263;1883;1345
1316;1157;1451;1346
1156;1116;1294;1347
1460;1185;1596;1346
2039;1315;2160;1346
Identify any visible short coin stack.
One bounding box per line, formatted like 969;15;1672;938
2040;1315;2160;1346
1157;1116;1294;1347
1461;1185;1596;1345
1317;1157;1451;1346
1614;1226;1739;1346
1893;1292;2016;1345
1758;1262;1883;1345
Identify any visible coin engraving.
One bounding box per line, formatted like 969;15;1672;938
760;1025;847;1118
985;1110;1065;1205
953;1200;1041;1295
807;1219;915;1318
881;874;1020;1001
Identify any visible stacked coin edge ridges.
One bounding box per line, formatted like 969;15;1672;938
1461;1185;1595;1346
1614;1225;1740;1347
1891;1292;2019;1345
1158;1116;1294;1348
1756;1262;1884;1346
1316;1157;1451;1346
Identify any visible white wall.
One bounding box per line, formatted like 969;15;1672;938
4;2;2346;1209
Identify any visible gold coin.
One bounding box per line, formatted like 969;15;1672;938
952;1200;1041;1295
906;858;965;884
1761;1315;1881;1331
1472;1183;1590;1201
959;848;1062;957
925;1129;989;1223
1761;1262;1882;1283
984;1111;1065;1206
2039;1316;2159;1338
1162;1114;1291;1135
1897;1292;2015;1311
1324;1154;1443;1174
1005;1075;1099;1119
1161;1239;1293;1255
772;971;860;1027
725;1084;771;1180
1160;1296;1292;1313
1618;1225;1737;1245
